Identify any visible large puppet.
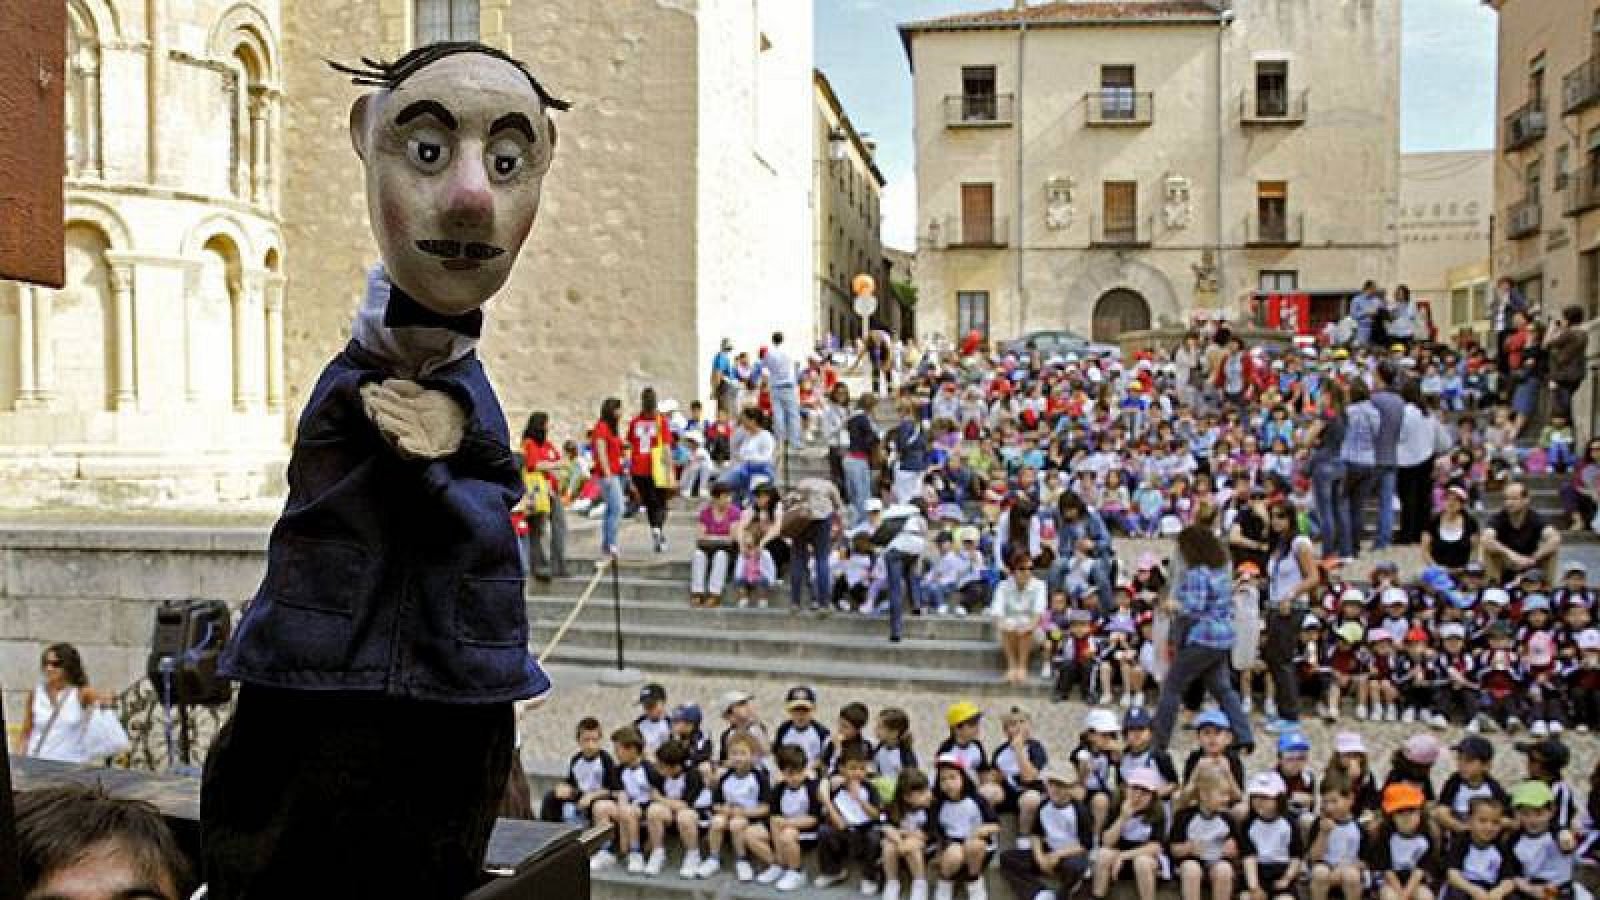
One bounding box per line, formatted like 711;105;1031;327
202;43;566;899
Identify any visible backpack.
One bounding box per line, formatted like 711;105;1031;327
146;598;233;706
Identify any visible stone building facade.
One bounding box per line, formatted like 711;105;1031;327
0;0;289;508
813;69;891;345
900;0;1399;346
1397;151;1493;339
0;0;814;508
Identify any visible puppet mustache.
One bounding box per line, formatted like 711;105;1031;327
415;240;506;261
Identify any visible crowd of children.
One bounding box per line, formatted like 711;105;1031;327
545;683;1599;900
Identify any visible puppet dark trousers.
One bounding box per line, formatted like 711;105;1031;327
201;684;514;900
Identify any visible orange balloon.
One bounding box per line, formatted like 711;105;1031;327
851;274;876;297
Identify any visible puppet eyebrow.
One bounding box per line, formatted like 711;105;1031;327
489;112;536;142
395;99;458;130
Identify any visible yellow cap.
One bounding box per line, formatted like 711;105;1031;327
946;701;982;728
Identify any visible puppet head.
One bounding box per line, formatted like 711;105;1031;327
336;43;568;316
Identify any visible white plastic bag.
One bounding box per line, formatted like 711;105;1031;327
81;707;130;759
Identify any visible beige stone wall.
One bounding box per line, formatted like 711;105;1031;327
908;0;1400;345
1398;152;1492;319
814;72;888;344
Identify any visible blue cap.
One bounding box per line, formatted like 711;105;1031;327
1124;707;1153;730
1193;710;1230;731
1421;567;1455;593
1278;731;1311;755
670;703;703;725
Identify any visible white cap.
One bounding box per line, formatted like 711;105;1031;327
721;690;753;714
1577;628;1600;651
865;498;884;513
1334;732;1367;755
1440;623;1467;639
1484;588;1511;606
1084;708;1121;733
1339;587;1366;606
1248;771;1287;798
1382;587;1409;608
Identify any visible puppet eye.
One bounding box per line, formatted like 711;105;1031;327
486;138;526;182
406;128;451;174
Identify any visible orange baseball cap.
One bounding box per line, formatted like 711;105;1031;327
1382;783;1425;815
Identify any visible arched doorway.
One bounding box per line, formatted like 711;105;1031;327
1092;289;1150;342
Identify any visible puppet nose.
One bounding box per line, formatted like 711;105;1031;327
444;156;494;229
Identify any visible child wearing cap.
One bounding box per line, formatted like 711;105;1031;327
1328;732;1382;825
1364;628;1402;723
985;708;1049;853
1180;711;1246;808
1443;796;1518;900
1384;734;1442;805
542;717;617;828
1119;708;1180;799
1434;736;1510;840
1518;596;1565;736
1433;623;1481;729
1169;767;1243;900
814;745;884;894
1296;616;1336;722
1089;767;1169;900
1308;767;1369;900
1074;708;1125;841
1371;782;1437;900
668;704;714;777
772;686;830;776
748;744;820;891
1328;620;1368;723
938;702;989;777
1000;761;1093;900
607;725;657;874
696;732;772;880
1476;622;1526;732
1241;771;1304;900
881;768;936;900
1395;627;1441;726
1508;779;1577;900
1274;730;1321;832
1565;629;1600;732
931;754;1001;900
647;739;711;879
1052;610;1100;704
635;683;672;758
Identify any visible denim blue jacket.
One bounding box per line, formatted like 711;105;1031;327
220;340;550;704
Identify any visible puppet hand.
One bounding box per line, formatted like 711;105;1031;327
361;379;467;459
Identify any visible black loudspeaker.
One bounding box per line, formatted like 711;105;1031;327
147;599;233;707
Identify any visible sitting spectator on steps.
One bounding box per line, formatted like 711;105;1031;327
1482;481;1561;585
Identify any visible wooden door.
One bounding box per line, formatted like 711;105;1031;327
961;184;994;245
1104;182;1136;242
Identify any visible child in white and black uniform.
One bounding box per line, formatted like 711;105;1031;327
1444;796;1519;900
1507;780;1577;900
985;708;1049;852
1240;772;1304;900
605;726;659;874
937;703;989;776
634;683;672;758
1434;736;1509;845
648;739;712;880
541;717;616;827
695;732;771;881
1074;708;1125;842
930;754;1000;900
999;765;1093;900
814;746;884;894
873;707;919;780
749;744;822;892
772;686;830;775
820;702;874;777
1308;770;1368;900
1370;783;1437;900
1169;768;1242;900
880;768;936;900
1089;766;1168;900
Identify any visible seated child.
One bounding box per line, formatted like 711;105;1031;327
1371;783;1437;900
1308;768;1368;900
695;732;772;880
1241;772;1304;900
1089;767;1169;900
543;717;616;827
748;744;820;892
1169;768;1242;900
813;746;884;893
930;754;1001;900
881;768;936;900
1444;797;1519;900
648;739;712;879
733;521;777;609
1000;765;1092;900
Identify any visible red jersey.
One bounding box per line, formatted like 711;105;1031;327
626;415;671;476
592;420;624;476
521;437;561;490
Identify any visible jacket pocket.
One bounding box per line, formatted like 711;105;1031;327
264;536;370;616
456;575;528;647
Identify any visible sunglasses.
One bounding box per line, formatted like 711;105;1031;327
42;659;62;668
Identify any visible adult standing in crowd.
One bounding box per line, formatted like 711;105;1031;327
1053;493;1114;613
1491;276;1528;390
1369;361;1406;551
1306;381;1348;559
1545;305;1588;426
1422;484;1479;575
519;411;567;580
842;394;880;523
991;551;1048;685
719;408;776;504
593;396;627;558
711;337;739;417
1386;285;1418;352
1215;336;1250;410
627;388;673;554
1505;309;1542;433
1263;500;1318;735
1395;380;1445;545
1482;481;1563;584
1562;436;1600;531
1151;525;1253;753
821;382;852;491
1227;485;1271;575
883;505;928;644
1349;281;1383;348
764;331;801;460
16;643;105;763
1338;377;1381;559
886;393;931;505
788;476;843;614
1173;332;1203;408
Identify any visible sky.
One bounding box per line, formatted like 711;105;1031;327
816;0;1499;251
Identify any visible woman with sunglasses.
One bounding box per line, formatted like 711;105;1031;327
1561;437;1600;532
15;643;107;763
991;551;1048;685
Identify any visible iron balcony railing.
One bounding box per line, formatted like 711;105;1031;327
1089;213;1153;248
943;93;1015;127
1240;88;1308;124
1246;211;1304;246
1504;198;1542;239
941;215;1010;248
1563;56;1600;115
1085;90;1154;126
1504;99;1547;152
1566;164;1600;216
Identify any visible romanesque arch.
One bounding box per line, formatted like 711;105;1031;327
183;214;255;262
63;196;132;251
209;5;279;205
1059;257;1180;335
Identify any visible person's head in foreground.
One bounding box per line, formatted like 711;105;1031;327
18;783;191;900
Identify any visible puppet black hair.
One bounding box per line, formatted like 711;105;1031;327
328;41;571;112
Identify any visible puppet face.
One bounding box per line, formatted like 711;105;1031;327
350;52;555;314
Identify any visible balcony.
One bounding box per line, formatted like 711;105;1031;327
1088;214;1153;248
1567;164;1600;216
940;215;1010;248
1240;88;1308;125
1504;198;1542;239
1085;91;1154;126
1246;212;1304;247
943;93;1015;128
1563;56;1600;115
1503;99;1547;152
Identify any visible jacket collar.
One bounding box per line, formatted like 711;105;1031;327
351;264;479;377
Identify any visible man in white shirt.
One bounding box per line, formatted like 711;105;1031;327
764;332;801;457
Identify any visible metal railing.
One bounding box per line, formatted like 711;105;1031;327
1567;163;1600;216
1088;213;1153;247
941;215;1010;248
1504;198;1542;239
1503;99;1547;152
1563;56;1600;115
943;93;1015;127
1240;87;1308;124
1085;90;1154;126
1246;211;1304;246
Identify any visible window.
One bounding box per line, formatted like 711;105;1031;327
1259;271;1298;292
1255;60;1289;117
1100;65;1136;120
1103;181;1138;243
1589;126;1600;168
961;66;998;121
1557;146;1571;190
1527;158;1542;200
1531;52;1546;106
414;0;479;44
957;291;990;340
1257;181;1289;241
961;183;995;244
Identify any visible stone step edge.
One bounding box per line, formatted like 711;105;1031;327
531;621;999;653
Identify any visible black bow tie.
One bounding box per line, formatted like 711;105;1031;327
383;281;483;338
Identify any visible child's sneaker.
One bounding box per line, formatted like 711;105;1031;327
1354;704;1368;721
736;859;755;882
777;870;807;892
591;849;618;872
1531;720;1549;737
627;851;646;873
1122;692;1135;708
933;882;955;900
758;865;785;885
1039;661;1052;679
1550;721;1564;734
1241;696;1253;714
909;880;930;900
644;848;667;875
1385;704;1399;722
1507;716;1524;732
679;849;702;879
1401;707;1415;724
938;604;952;615
1467;718;1482;734
758;595;769;609
881;878;902;899
1015;836;1032;851
815;872;849;888
738;596;750;609
695;855;721;879
967;880;988;900
862;879;881;895
1263;698;1278;720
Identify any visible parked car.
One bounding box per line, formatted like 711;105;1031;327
1003;329;1120;362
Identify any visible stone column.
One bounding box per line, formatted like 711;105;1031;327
33;289;55;405
81;51;102;178
264;274;285;413
14;286;37;409
249;90;269;205
229;274;247;411
109;262;137;409
236;272;265;411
